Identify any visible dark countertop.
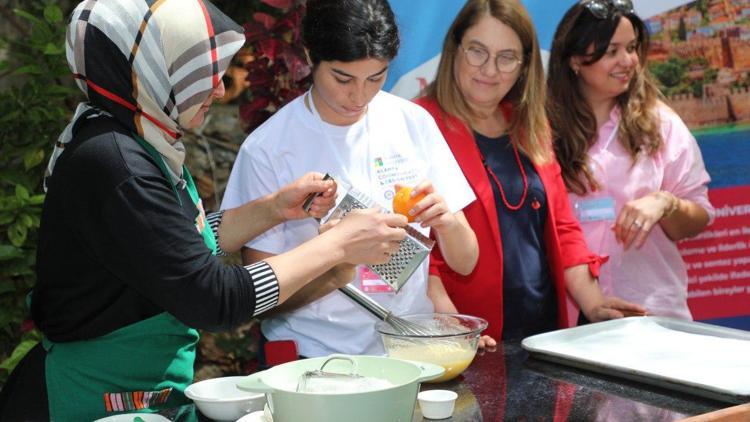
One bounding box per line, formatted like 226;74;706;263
175;340;728;421
413;341;727;421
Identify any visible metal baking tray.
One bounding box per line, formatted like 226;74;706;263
521;317;750;404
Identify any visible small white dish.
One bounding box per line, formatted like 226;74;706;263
185;376;266;421
236;404;273;422
235;410;265;422
418;389;458;420
93;414;171;422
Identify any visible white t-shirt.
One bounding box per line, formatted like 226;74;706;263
222;90;475;356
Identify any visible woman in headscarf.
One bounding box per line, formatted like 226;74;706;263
0;1;406;420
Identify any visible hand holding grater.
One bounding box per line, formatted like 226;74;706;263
321;178;435;293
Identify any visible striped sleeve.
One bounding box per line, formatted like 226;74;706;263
245;261;280;316
206;211;226;256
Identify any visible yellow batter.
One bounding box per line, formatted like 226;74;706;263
386;340;476;382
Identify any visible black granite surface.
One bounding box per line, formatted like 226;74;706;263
413;341;727;421
176;341;729;421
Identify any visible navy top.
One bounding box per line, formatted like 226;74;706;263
474;132;557;341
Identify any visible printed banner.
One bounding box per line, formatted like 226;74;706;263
682;186;750;321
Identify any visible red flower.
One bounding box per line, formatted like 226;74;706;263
239;2;311;134
239;108;273;132
279;48;311;82
259;38;282;62
245;57;274;89
244;21;269;44
245;96;271;113
253;12;277;30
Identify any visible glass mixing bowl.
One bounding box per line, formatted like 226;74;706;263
376;313;488;383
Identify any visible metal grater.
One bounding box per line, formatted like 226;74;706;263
323;182;435;293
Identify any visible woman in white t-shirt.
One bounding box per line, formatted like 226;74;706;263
222;0;480;358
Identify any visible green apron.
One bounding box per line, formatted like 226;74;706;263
43;135;216;421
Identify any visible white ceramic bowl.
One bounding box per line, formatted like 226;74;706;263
184;376;266;421
93;414;171;422
418;389;458;420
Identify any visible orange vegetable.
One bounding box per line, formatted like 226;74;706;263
392;186;426;222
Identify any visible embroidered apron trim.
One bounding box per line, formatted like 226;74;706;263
104;387;173;412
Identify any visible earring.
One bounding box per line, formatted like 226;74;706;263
573;67;580;76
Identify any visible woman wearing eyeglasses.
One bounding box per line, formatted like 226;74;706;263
415;0;644;343
547;1;714;321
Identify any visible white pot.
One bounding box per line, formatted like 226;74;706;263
237;354;444;422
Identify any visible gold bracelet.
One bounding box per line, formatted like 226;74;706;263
659;191;679;220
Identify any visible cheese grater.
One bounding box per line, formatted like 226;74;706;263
323;179;435;293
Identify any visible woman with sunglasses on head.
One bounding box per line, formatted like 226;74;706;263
547;0;714;322
415;0;644;344
222;0;478;359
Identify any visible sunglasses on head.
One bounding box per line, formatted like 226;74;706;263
582;0;635;19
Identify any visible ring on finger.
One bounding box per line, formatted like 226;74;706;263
632;220;643;230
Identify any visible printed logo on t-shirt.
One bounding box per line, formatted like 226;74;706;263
374;153;421;203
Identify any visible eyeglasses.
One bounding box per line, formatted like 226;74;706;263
459;44;523;73
582;0;634;19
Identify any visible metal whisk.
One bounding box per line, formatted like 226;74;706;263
339;285;439;336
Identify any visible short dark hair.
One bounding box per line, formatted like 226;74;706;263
302;0;399;64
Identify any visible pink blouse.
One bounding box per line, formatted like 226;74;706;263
567;103;715;319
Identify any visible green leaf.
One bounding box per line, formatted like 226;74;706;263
0;110;21;123
43;4;63;24
0;245;23;261
19;214;33;228
43;42;64;55
23;149;45;170
1;259;35;277
46;85;77;96
15;185;30;201
8;223;28;247
0;214;15;225
28;195;46;206
0;338;39;373
13;64;42;75
0;282;16;295
13;9;42;25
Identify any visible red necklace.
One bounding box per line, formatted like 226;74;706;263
480;141;528;211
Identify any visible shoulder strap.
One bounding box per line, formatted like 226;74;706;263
131;134;182;206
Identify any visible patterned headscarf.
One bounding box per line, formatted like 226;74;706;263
46;0;245;186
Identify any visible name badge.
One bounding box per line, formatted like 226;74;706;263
574;197;616;222
358;266;394;294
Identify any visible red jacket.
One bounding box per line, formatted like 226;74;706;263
416;97;603;340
